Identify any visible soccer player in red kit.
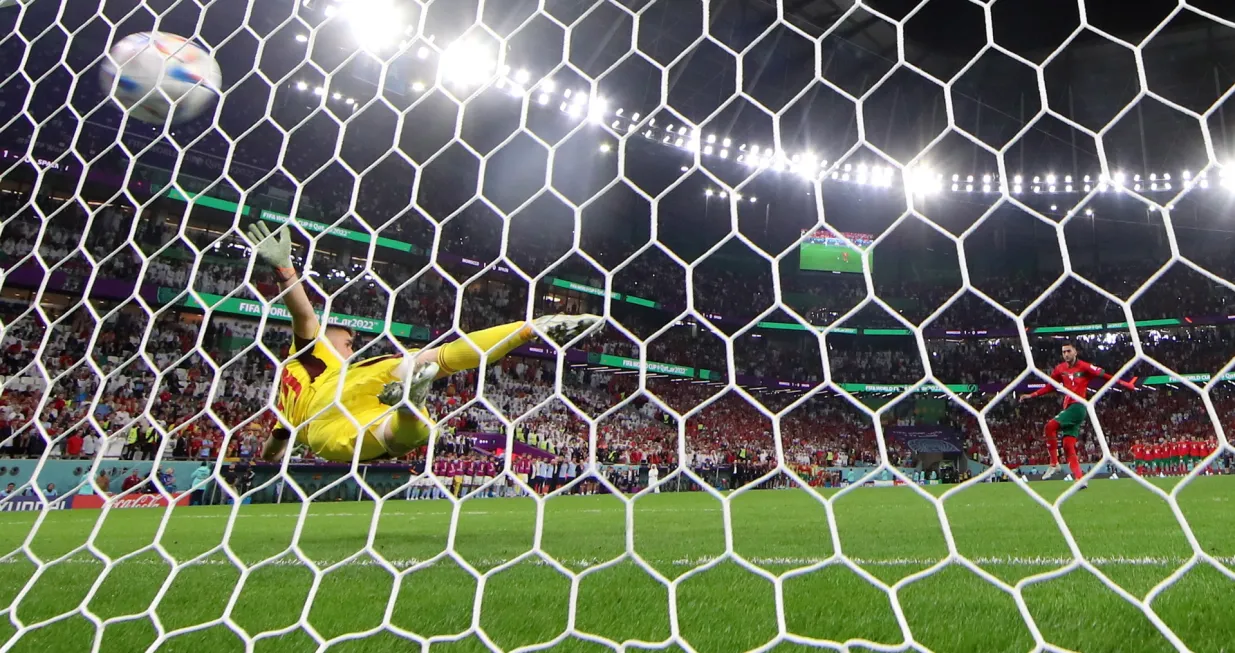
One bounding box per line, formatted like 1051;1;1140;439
1019;342;1137;482
1131;442;1146;475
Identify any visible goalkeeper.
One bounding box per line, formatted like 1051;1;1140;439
246;222;600;463
1018;342;1137;481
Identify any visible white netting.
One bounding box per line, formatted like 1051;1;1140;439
2;0;1235;651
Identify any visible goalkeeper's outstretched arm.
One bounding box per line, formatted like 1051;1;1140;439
247;222;316;462
246;222;317;342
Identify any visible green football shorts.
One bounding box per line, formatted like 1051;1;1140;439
1052;403;1087;438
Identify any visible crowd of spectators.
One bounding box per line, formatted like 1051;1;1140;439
4;155;1235;493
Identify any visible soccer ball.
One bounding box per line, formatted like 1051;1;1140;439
100;32;221;124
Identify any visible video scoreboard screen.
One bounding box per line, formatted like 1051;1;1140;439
799;229;874;273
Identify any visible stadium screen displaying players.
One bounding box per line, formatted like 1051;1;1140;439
798;229;875;273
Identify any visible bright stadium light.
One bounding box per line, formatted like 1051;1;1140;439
411;81;425;92
599;143;611;153
296;80;308;91
341;0;404;52
538;92;549;105
314;86;325;96
332;92;342;99
514;69;530;84
417;46;429;59
587;98;607;124
296;34;308;43
705;189;713;197
440;40;495;86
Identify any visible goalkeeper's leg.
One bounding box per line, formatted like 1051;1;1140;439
373;361;438;456
410;314;601;378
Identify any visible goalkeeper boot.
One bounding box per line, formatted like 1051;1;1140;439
380;361;439;410
532;314;602;341
1041;465;1062;480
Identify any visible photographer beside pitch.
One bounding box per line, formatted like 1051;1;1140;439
246;222;600;463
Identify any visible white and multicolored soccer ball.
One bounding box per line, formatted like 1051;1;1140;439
100;32;221;124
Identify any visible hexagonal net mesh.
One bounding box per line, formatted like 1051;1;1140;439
2;0;1235;650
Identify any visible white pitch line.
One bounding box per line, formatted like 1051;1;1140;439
2;555;1231;568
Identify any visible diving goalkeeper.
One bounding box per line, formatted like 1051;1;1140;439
1018;342;1137;481
246;222;600;463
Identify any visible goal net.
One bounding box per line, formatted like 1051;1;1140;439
2;0;1234;651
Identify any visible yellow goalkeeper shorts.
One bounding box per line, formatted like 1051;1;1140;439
299;355;434;462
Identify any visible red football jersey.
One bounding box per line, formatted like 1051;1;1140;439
1045;360;1106;407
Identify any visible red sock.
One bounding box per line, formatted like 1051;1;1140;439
1063;436;1082;479
1045;420;1060;466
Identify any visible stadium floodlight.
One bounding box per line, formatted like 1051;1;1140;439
719;149;728;159
1065;175;1073;183
722;138;731;147
1013;185;1022;194
417;46;429;58
296;34;308;42
750;197;757;203
750;144;760;155
440;40;495;86
982;174;992;184
1014;174;1023;184
345;97;354;105
332;92;342;99
411;81;425;92
703;145;713;155
313;86;325;95
1046;174;1056;184
537;93;549;105
341;0;404;52
324;4;337;17
599;143;611;153
718;191;727;198
514;69;530;84
705;189;713;197
587;98;607;123
706;134;716;144
296;80;308;91
1085;208;1094;216
1183;170;1192;179
675;138;684;147
1114;171;1127;184
952;174;960;181
1150;173;1157;181
1164;173;1172;180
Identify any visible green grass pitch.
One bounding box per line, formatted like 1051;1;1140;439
1;476;1233;653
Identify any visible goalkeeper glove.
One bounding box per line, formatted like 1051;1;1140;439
245;222;294;280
